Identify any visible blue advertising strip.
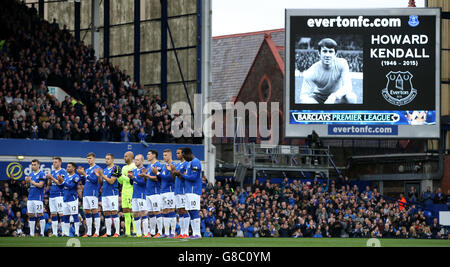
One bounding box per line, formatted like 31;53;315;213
0;139;204;161
1;161;110;181
328;125;399;136
290;110;436;126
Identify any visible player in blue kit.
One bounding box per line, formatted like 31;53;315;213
128;154;148;237
57;162;81;237
20;159;47;237
98;153;121;237
144;150;163;238
177;148;202;239
158;149;177;238
46;157;67;236
173;148;190;239
77;152;102;237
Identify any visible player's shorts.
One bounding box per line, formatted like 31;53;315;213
102;195;119;212
121;193;132;210
175;194;186;209
83;196;99;210
146;194;162;212
49;196;64;214
161;192;175;210
63;200;79;216
185;193;200;211
132;198;147;212
27;200;44;214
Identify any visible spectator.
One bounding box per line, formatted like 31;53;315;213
235;225;244;238
203;227;213;238
430;218;441;238
421;186;434;207
446;189;450;209
407;186;419;203
398;194;407;211
312;229;323;238
213;222;224;237
434;188;445;204
278;222;291;237
0;221;10;237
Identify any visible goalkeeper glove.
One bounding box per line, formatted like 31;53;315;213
112;165;122;178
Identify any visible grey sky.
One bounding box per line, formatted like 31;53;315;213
212;0;426;36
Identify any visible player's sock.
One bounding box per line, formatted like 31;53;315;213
94;213;101;236
177;214;183;236
73;215;80;236
163;213;170;236
181;213;186;236
63;215;70;236
105;215;112;236
189;210;200;237
124;213;131;236
149;214;156;235
86;213;92;236
156;214;163;234
169;212;176;236
142;216;148;236
39;216;46;236
112;214;120;236
194;218;201;237
131;214;136;234
29;217;36;237
134;217;142;236
183;213;191;236
51;216;58;236
61;216;66;236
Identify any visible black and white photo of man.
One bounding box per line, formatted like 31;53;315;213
295;38;359;104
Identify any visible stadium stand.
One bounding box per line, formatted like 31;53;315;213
0;0;180;144
198;177;449;239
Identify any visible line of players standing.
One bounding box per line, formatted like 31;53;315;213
17;147;203;239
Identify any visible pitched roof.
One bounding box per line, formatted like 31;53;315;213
234;33;285;104
212;29;285;105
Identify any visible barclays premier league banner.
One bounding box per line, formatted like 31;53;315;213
284;8;441;138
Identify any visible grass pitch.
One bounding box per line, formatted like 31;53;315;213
0;237;449;247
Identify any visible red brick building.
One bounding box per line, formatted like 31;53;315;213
212;29;304;146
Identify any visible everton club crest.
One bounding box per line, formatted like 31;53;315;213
409;15;420;27
382;71;417;106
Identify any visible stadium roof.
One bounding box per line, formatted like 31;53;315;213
212;29;285;106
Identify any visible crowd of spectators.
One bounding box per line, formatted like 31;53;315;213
0;0;194;144
198;177;450;239
295;50;363;73
0;174;449;238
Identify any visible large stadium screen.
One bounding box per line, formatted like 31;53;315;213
284;8;441;139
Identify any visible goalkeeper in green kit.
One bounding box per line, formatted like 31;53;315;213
118;151;137;236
